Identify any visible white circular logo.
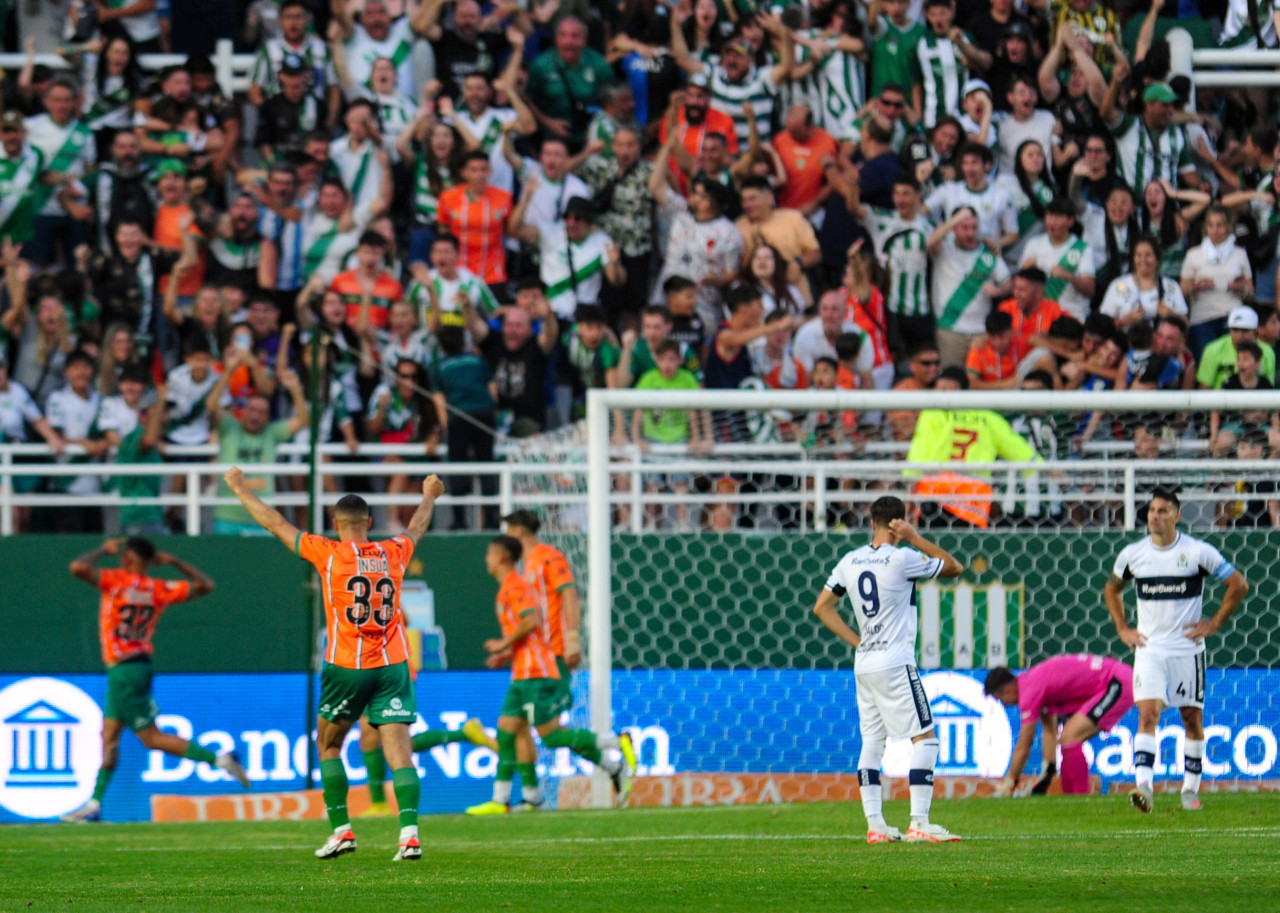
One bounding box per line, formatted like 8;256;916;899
882;671;1013;778
0;678;103;819
390;697;403;711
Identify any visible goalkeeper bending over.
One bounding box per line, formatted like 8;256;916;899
985;655;1134;795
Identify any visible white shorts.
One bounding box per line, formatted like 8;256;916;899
1133;649;1206;709
856;664;933;741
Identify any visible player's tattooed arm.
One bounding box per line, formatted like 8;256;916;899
153;551;215;599
223;467;302;553
69;538;122;585
1103;573;1144;648
813;588;861;651
403;474;446;547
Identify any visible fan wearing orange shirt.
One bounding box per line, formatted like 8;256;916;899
60;537;245;824
465;535;637;815
437;151;514;291
330;231;404;332
657;78;740;191
998;267;1064;352
773;105;840;214
224;467;448;862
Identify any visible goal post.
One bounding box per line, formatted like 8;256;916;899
581;388;1280;808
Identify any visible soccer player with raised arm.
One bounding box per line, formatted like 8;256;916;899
225;467;446;861
813;496;965;843
466;536;635;815
1105;488;1249;813
61;538;248;823
984;655;1134;796
501;509;585;810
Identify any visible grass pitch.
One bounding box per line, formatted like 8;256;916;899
5;793;1278;913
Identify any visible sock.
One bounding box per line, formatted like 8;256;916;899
363;750;388;804
858;769;883;827
493;730;516;803
92;767;114;803
1183;739;1205;794
411;729;468;751
1060;743;1089;794
541;727;603;764
1134;733;1157;791
400;824;418;842
392;767;419;829
183;742;217;765
908;738;940;823
320;758;351;830
517;761;539;796
522;783;544;805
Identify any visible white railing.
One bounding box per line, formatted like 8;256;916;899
0;39;254;96
1169;27;1280;90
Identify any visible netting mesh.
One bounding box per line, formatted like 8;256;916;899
507;397;1280;799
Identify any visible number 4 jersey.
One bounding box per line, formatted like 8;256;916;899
299;533;414;670
96;569;192;666
825;544;945;674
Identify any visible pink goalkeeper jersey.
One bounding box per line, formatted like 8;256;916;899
1017;654;1132;726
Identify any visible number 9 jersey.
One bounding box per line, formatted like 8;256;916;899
824;545;945;674
299;532;414;670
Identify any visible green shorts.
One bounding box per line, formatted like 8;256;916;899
104;658;159;732
499;677;570;727
318;662;416;726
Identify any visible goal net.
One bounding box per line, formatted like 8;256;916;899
562;388;1280;807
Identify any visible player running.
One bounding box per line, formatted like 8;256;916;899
813;496;964;844
466;536;635;815
984;654;1135;796
1105;488;1249;813
61;538;248;823
226;467;445;861
501;509;584;810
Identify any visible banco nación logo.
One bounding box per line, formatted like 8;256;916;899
0;678;103;819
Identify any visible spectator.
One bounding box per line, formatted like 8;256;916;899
248;0;339;126
255;54;323;161
868;0;925;99
10;272;77;407
997;77;1061;179
330;230;404;332
578;126;656;329
1100;82;1199;193
772;104;839;213
1098;235;1187;329
1217;429;1278;529
750;308;806;390
80;35;147;162
585;82;637;155
927;205;1012;368
514;195;624;323
792;289;867;375
447;52;536;196
1124;318;1183;392
1020;198;1095;320
111;380;169;536
207;364;309;535
26;77;96;268
255;163;308;315
421;0;506;101
96;362;150;449
1139;178;1209;283
1198;306;1277;389
843;241;893;390
206;193;264;292
526;16;616;150
94;0;164;54
506;136;590;232
736;243;806;317
1209;340;1279;456
465;282;558;437
396;108;465;266
925;142;1017;254
888;342;942;442
43;350;106;533
863;176;934;358
663;275;711;356
430;320;497;530
632;339;709;531
987;20;1036;115
328;99;392;224
998;267;1064;351
995;138;1053;266
1181;206;1254;358
0;114;47;248
559;304;624;424
328;0;433;98
0;345;64;531
656;78;741;189
95;323;139;396
735;176;822;295
913;0;990;130
966;309;1056;389
437;151;515;296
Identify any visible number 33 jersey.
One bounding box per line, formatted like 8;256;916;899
300;533;414;670
96;569;191;666
825;545;944;674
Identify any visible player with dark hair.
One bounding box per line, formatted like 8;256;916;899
62;538;244;823
984;655;1134;795
813;496;965;843
466;535;635;815
1105;488;1249;812
225;469;447;860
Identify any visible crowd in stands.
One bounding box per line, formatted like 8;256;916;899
0;0;1277;534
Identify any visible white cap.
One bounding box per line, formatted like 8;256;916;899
962;78;991;98
1228;306;1259;330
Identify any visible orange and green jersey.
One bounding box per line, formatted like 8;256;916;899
330;268;404;331
521;542;576;657
437;184;513;284
298;532;413;669
497;569;559;681
96;569;191;667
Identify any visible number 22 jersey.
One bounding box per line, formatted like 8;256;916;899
299;533;414;670
96;569;191;666
824;544;944;674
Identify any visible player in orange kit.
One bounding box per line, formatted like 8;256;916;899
61;538;248;823
465;535;635;815
225;467;445;862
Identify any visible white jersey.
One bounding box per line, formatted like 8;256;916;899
817;45;864;142
164;364;220;446
925;180;1016;242
250;34;337;100
1111;532;1235;658
518;159;590;229
328;137;385;221
825;543;944;673
95;395;140;440
406;266;498;324
539;226;615;320
301;206;365;286
1019;233;1097;320
454;106;518;194
356;89;417;159
25;114;95;217
344;18;417;97
0;380;43;440
45;387;102;495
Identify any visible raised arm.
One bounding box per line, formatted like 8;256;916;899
330;0;355;42
280;367;311;436
403;474;447;545
224;466;303;552
889;518;964;577
69;538;122;586
152;550;215;598
669;1;706;76
411;0;448;40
